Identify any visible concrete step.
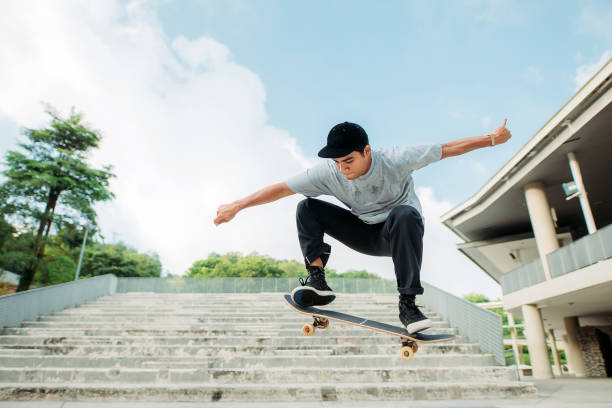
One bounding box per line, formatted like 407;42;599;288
0;292;536;402
0;354;496;369
0;334;471;346
53;309;438;317
37;316;443;324
0;382;538;402
19;320;450;329
2;327;459;337
0;342;481;357
0;366;518;384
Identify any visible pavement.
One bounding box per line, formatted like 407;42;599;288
0;377;610;408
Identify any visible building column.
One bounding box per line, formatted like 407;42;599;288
563;316;587;377
548;328;562;376
507;312;523;365
567;152;597;234
523;182;559;280
522;304;553;379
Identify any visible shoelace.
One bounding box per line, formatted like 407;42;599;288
400;297;421;311
299;269;324;286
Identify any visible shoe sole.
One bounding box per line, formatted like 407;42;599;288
291;286;336;307
406;318;432;334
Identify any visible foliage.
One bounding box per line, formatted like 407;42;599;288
187;252;294;278
0;106;115;230
0;106;116;291
0;216;15;249
186;251;381;279
463;292;491;303
0;220;162;289
33;253;76;286
326;269;379;279
78;242;162;279
0;230;37;274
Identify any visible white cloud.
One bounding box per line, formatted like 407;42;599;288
0;0;501;299
573;50;612;91
0;0;305;275
418;186;500;299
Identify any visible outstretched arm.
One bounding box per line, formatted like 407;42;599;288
441;118;512;159
214;182;295;226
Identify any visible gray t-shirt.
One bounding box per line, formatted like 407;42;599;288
285;144;442;224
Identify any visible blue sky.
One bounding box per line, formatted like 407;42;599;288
0;0;610;298
157;0;611;201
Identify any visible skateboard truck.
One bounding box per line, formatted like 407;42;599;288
302;317;329;336
401;339;419;361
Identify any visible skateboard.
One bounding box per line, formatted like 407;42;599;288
283;294;456;360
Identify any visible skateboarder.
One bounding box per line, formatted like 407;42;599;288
214;120;511;333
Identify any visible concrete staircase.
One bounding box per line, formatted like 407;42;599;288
0;292;537;402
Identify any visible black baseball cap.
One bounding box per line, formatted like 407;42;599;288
318;122;369;158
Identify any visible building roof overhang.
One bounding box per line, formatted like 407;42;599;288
441;59;612;243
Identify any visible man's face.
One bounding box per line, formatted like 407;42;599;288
332;145;371;180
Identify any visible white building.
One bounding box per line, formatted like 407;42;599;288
441;59;612;379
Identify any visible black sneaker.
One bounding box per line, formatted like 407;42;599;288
399;294;432;334
291;266;335;307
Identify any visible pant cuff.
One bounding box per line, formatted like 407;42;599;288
397;287;424;295
304;243;332;269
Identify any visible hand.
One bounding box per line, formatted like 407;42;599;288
214;202;241;226
492;118;512;145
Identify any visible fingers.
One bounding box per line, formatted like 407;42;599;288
502;118;507;128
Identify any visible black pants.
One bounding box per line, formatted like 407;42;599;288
296;198;425;295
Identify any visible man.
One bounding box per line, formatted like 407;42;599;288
214;120;511;333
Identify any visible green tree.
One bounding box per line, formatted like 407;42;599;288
0;106;115;292
56;222;91;251
0;216;15;250
186;252;381;279
0;231;37;276
79;242;161;278
463;292;491;303
326;269;380;279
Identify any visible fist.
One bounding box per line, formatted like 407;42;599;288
493;118;512;145
214;202;240;226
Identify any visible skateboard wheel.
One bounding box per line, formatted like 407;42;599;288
302;324;315;336
401;346;414;361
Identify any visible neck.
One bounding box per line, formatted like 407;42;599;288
352;154;372;179
362;154;372;176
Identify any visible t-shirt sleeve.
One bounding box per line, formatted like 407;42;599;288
284;162;330;197
387;144;443;172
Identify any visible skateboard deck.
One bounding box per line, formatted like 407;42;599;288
283;294;456;360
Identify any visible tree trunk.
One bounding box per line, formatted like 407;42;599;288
17;189;60;292
40;204;57;285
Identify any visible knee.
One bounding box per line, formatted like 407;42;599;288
297;198;310;214
297;197;317;217
388;205;422;224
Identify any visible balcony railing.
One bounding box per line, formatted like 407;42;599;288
500;259;546;295
501;223;612;295
547;223;612;278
